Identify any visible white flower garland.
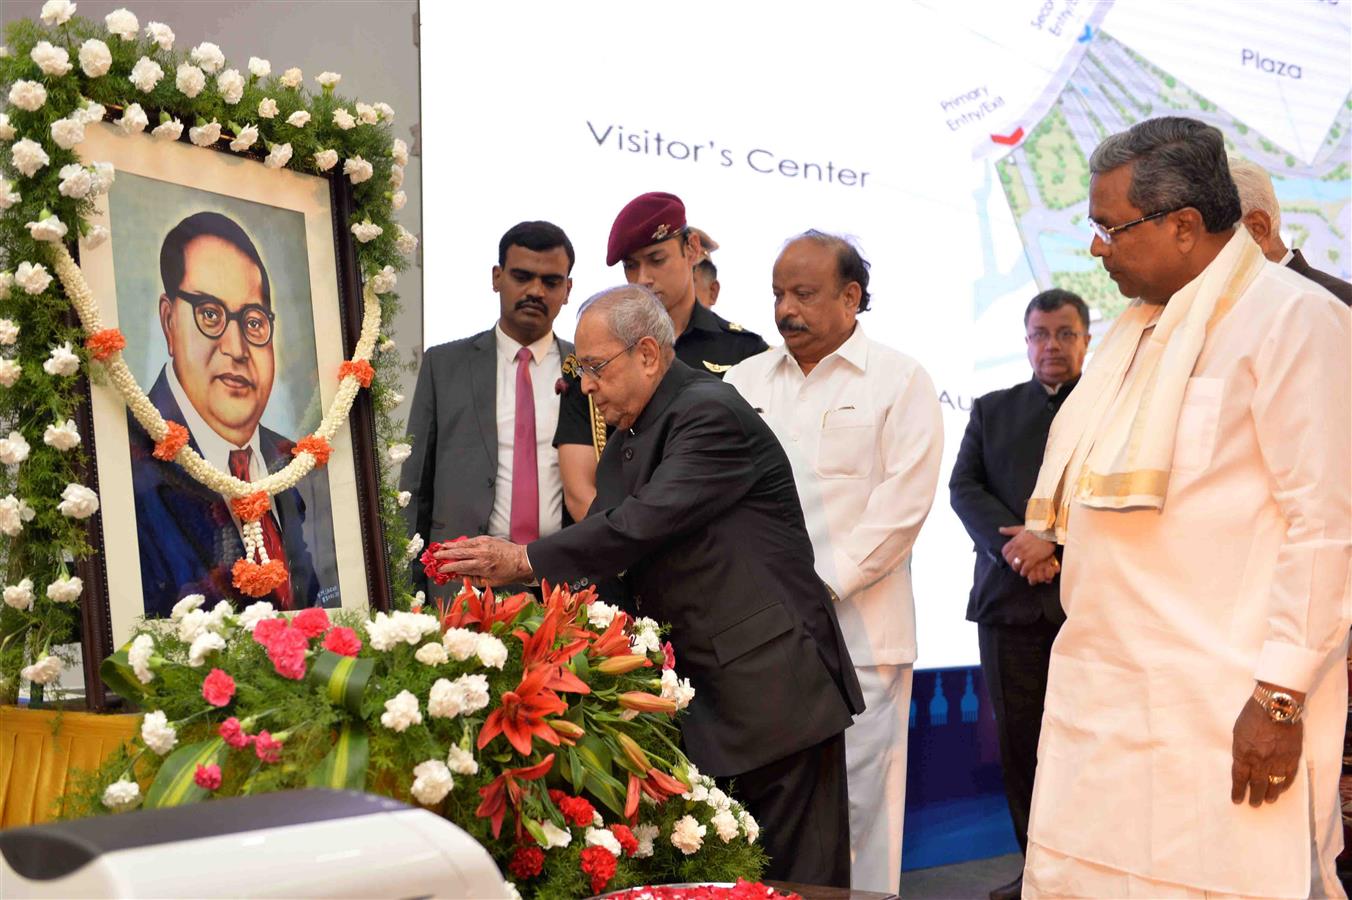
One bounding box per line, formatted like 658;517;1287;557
50;244;382;502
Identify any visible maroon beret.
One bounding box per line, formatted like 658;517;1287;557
606;192;686;266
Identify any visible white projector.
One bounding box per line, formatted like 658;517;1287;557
0;788;512;898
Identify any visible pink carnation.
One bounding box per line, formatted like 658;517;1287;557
252;617;286;646
265;625;309;680
201;668;236;707
254;730;283;763
193;763;222;790
219;716;251;749
292;607;331;638
323;626;361;657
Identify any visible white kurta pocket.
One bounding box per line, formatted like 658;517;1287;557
1171;377;1224;473
815;407;875;479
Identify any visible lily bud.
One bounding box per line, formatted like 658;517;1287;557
617;691;677;714
646;767;691;796
596;654;651;675
547;719;585;740
615;732;651;772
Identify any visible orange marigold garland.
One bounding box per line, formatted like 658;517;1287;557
231;491;270;523
86;328;127;361
338;359;375;388
153;421;190;461
232;558;288;598
292;435;332;467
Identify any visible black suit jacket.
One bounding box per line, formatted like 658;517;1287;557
1287;248;1352;306
949;376;1076;626
528;361;865;777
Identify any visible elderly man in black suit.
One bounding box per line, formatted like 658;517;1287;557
949;288;1091;900
440;285;865;888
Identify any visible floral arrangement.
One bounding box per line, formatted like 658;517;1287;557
0;1;420;701
63;580;766;899
601;883;800;900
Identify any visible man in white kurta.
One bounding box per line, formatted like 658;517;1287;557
1023;117;1352;899
725;232;943;894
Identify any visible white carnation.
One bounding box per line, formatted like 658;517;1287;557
441;627;478;661
446;744;479;776
88;161;115;195
374;102;395;123
364;610;439;651
216;68;245;105
176;607;212;643
395;225;418;257
79;39;112;77
43;342;81;377
588;601;620;629
710;808;739;842
633;823;659;858
0;115;13;141
264;142;293;169
355;103;378;125
229;125;258;152
410;759;454;805
31;41;72;76
12;139;51;178
379;337;397;354
130;57;164;93
392;138;409;167
475;633;508;670
0;319;18;345
171;593;206;620
74;100;106;125
117;103;149;135
257;97;279;118
190;42;225;74
0;431;30;465
0;181;18;209
57;164;92;199
21;654;62;685
343;156;373;184
176;64;206;98
105;8;138;39
453;673;490;714
102;778;141;811
539;820;572;850
57;482;100;519
145;22;175;51
380;689;422;732
660;668;696;710
585;827;623;856
427;678;461;719
46;575;83;604
50;117;85;150
187;631;226;667
369;266;398;294
3;578;34;611
206;600;233;633
414;642;448;666
189;120;221;147
316;71;342;89
286;110;310;128
237;600;276;632
0;361;22;389
390;163;405;189
40;0;76;26
43;419;81;451
151;118;183;141
27;214;68;242
389;191;407;212
128;634;155;684
248;57;271;78
670;815;706;855
387;441;412;463
404;533;424;562
313;148;338;171
738;809;759;843
140;710;178;755
397;490;412;508
279;67;303;89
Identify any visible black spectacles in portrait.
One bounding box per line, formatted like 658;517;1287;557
576;341;639;380
175;291;275;347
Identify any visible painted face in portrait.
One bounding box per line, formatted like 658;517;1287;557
160;233;275;447
772;238;859;369
491;244;572;346
621;233;700;314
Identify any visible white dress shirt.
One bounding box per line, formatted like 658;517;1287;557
486;324;563;541
724;324;944;666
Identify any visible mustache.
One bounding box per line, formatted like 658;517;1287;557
515;297;547;312
777;317;809;334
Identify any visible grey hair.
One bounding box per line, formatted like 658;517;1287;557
1228;157;1281;232
1088;116;1241;233
577;285;676;350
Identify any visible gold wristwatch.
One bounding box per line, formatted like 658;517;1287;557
1253;684;1304;724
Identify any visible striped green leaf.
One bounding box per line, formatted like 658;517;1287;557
144;738;226;809
306;722;369;790
308;651;374;715
100;644;147;704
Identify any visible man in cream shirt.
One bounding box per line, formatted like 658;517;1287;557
724;231;943;894
1023;117;1351;898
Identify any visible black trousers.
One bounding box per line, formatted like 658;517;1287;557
978;617;1061;856
717;733;851;888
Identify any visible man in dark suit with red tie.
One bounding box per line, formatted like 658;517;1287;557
130;211;322;617
949;289;1091;900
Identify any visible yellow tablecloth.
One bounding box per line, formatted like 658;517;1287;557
0;705;139;828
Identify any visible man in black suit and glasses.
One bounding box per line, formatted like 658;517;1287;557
949;288;1091;900
439;284;865;888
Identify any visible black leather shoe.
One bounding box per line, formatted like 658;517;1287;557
989;874;1022;900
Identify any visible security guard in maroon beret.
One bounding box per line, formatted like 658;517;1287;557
554;192;767;521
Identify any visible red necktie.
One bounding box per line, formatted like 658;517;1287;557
510;346;540;544
228;447;294;609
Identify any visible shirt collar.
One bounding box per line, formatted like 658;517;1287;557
495;323;555;365
773;322;868;374
683;301;723;335
164;362;265;474
1279;248;1294;267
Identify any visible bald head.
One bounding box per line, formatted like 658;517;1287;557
1229;157;1287;261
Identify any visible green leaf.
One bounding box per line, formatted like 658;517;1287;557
582;770;627;818
100;645;145;704
566;747;584;793
308;651;374;715
523;817;548;847
306;722;368;790
144;738;227;809
576;734;611;776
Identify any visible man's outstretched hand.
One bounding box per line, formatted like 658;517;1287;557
433;536;532;587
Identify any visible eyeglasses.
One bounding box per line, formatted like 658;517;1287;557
1026;328;1085;346
176;292;275;347
1088;206;1185;244
576;341;639;380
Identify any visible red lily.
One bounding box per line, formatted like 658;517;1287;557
638;767;690;804
478;666;569;756
590;612;633;659
475;754;555;839
438;581;531;634
540;579;599;620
